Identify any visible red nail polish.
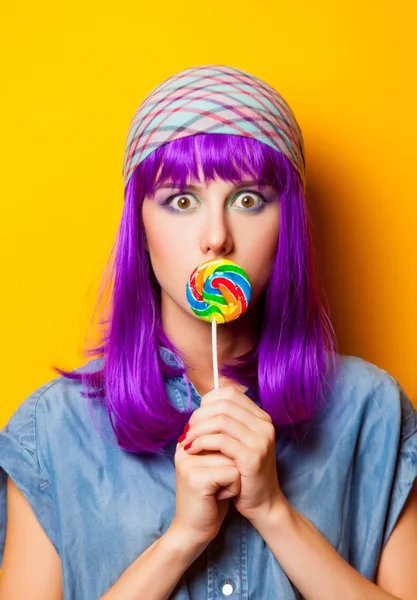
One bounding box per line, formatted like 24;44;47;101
178;434;186;443
183;423;190;434
184;442;192;451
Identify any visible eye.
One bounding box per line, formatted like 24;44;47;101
165;193;199;212
231;191;265;211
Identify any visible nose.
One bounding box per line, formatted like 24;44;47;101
200;207;234;257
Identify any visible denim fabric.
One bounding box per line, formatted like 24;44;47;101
0;353;416;599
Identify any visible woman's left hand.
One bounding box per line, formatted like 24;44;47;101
179;386;287;523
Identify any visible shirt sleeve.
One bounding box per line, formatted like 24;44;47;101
347;370;417;580
381;381;417;549
0;384;58;566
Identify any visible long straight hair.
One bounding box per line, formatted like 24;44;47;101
56;134;338;453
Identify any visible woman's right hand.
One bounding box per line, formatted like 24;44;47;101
170;442;241;547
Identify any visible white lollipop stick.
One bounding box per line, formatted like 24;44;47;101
212;318;219;389
186;259;251;391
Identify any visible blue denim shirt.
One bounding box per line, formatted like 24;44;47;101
0;352;416;599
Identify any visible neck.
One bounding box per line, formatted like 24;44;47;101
161;294;260;395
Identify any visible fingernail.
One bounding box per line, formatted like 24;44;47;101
183;423;190;434
178;434;186;443
184;442;192;451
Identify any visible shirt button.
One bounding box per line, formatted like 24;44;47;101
222;582;234;596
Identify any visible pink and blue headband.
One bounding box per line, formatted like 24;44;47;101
123;64;306;190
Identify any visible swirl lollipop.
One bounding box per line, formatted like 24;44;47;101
186;259;251;388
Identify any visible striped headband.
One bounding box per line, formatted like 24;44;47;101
122;64;306;190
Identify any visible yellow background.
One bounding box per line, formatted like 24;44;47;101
1;1;416;425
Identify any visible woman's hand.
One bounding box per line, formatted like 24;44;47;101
171;441;241;548
179;386;286;524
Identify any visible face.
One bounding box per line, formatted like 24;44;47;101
141;173;281;321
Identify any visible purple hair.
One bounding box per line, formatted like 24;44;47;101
56;134;338;453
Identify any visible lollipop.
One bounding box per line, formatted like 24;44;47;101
186;259;251;388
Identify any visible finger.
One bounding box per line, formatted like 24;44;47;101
189;466;240;497
185;414;258;448
200;386;271;423
186;434;247;468
190;400;260;432
179;450;237;469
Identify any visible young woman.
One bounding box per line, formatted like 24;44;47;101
0;65;416;600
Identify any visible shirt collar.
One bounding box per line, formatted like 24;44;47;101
158;346;184;369
159;346;259;408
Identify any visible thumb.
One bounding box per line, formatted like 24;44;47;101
216;476;241;501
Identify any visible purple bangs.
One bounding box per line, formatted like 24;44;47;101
134;133;288;197
55;134;338;454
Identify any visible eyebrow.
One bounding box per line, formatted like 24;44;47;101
154;179;270;191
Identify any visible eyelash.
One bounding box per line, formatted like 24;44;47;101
162;190;268;212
